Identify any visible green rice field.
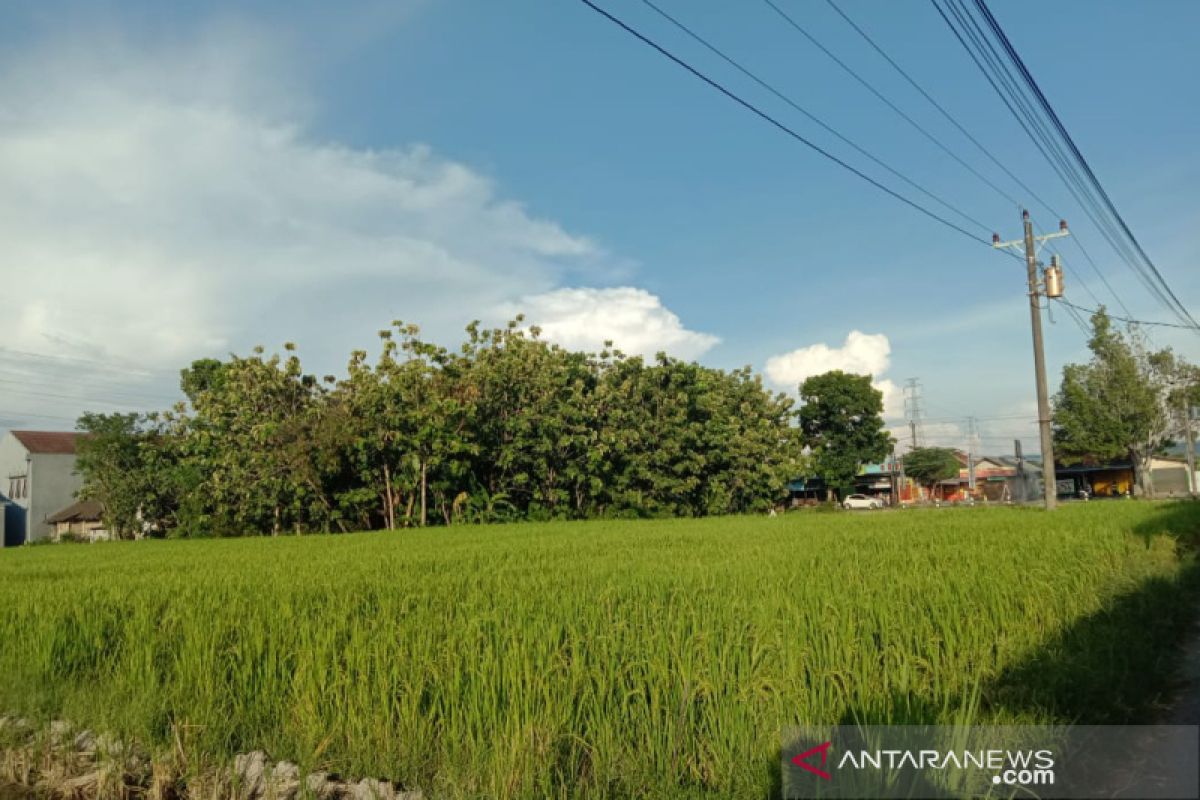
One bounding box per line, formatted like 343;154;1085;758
1;502;1199;798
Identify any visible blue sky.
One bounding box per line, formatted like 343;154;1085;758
1;0;1197;453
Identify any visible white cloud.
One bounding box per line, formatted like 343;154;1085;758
765;331;891;387
765;331;903;418
874;378;904;421
505;287;719;360
0;26;705;425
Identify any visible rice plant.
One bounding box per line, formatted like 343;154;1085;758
0;502;1197;798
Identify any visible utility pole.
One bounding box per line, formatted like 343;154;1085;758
1013;439;1024;503
1183;400;1197;499
993;211;1070;510
966;416;978;492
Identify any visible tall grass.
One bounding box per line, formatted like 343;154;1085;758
1;503;1197;798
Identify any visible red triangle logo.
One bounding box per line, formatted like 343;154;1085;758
791;741;833;780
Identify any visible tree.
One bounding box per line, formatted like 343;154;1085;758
902;447;961;501
74;316;812;535
1053;309;1194;496
75;412;180;538
798;371;893;500
178;345;328;535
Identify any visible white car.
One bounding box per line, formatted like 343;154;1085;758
843;493;881;510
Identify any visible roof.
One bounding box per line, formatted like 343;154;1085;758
46;499;103;524
1055;461;1133;474
9;430;79;455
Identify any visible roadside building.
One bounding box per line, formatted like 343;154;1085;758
787;477;828;506
789;450;1050;506
854;457;901;503
1149;455;1197;496
0;430;83;545
1055;459;1135;498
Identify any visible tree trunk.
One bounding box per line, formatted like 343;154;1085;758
383;462;396;530
420;460;428;527
1132;449;1154;497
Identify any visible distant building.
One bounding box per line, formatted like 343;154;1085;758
1056;455;1196;498
1055;459;1134;498
1148;455;1198;497
46;499;107;542
0;430;83;546
788;447;1194;507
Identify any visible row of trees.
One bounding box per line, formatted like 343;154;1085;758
1053;309;1199;496
75;307;1193;538
81;319;896;537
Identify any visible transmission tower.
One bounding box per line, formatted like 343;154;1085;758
903;378;925;451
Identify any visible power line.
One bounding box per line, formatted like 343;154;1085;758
821;0;1059;218
948;0;1167;318
0;347;177;377
1054;298;1200;332
787;0;1132;319
972;0;1199;331
638;0;992;234
930;0;1143;318
760;0;1022;207
837;0;1109;314
933;0;1197;334
0;410;83;425
0;381;176;409
934;0;1142;318
574;0;992;246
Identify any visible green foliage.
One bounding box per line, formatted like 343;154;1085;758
78;320;804;535
0;504;1196;798
75;412;182;538
798;370;892;497
1054;309;1196;495
903;447;961;495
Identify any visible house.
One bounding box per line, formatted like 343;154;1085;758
0;430;83;546
45;499;108;542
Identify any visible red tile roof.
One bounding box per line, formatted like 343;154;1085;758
11;430;79;455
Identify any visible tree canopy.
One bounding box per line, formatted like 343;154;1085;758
1053;309;1197;495
902;447;961;498
798;370;892;499
76;319;807;536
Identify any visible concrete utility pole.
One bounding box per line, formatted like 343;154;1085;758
966;416;978;491
1184;401;1197;499
1013;439;1025;503
993;211;1071;510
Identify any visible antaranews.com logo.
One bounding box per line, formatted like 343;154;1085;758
791;739;1055;787
782;724;1198;799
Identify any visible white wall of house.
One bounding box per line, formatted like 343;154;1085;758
0;433;31;545
0;433;82;544
29;454;80;542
